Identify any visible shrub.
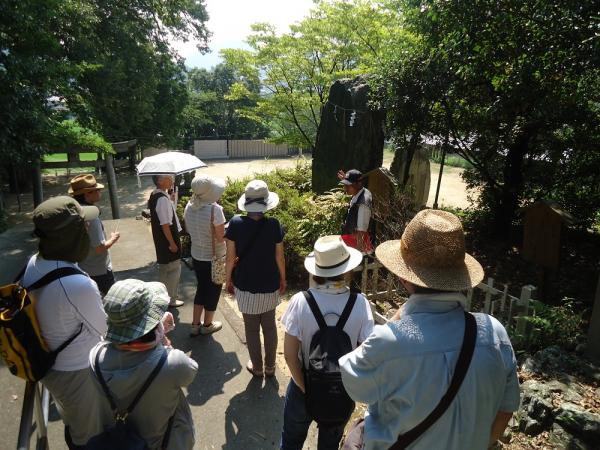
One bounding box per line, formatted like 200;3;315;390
510;298;586;353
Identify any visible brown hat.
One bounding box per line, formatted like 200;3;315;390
375;209;484;291
68;174;104;196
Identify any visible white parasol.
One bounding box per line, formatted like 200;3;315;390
136;151;207;176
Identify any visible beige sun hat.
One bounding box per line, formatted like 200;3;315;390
237;179;279;213
375;209;484;291
189;174;226;205
304;235;364;278
68;174;104;196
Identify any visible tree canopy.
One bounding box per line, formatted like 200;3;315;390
222;0;398;150
0;0;210;165
180;64;269;147
376;0;600;235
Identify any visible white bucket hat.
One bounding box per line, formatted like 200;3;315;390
304;235;364;278
237;179;279;213
189;174;226;205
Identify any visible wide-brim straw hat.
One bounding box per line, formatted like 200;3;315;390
68;174;104;196
190;174;226;204
304;235;364;278
375;209;484;291
104;279;169;344
237;179;279;213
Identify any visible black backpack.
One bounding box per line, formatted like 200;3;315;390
86;344;173;450
302;290;357;426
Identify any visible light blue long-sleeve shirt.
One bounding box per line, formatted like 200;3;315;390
339;293;520;450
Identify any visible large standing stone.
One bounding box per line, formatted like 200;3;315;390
312;76;385;193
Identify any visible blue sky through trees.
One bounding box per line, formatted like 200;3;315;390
172;0;314;69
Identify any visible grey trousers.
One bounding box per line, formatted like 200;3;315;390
43;367;105;446
242;309;278;371
158;260;182;302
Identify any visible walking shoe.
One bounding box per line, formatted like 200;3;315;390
168;299;184;308
190;324;201;337
246;360;263;378
199;321;222;335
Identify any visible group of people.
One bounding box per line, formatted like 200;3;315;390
21;167;520;450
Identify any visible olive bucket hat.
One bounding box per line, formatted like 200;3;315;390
104;279;170;344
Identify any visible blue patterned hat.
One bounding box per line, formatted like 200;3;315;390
104;279;169;344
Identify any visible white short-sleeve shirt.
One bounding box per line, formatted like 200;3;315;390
281;284;374;367
153;189;182;232
22;254;108;371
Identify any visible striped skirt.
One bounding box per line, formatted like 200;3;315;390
234;288;279;315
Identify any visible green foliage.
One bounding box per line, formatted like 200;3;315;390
47;120;112;154
429;154;472;170
511;299;585;353
180;64;269;147
377;0;600;236
222;0;399;150
1;0;210;167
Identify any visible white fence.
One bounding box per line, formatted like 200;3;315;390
358;260;537;334
193;140;228;159
193;139;289;159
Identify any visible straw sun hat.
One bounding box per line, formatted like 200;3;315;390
104;279;170;344
237;179;279;213
304;235;363;278
375;209;484;291
68;174;104;196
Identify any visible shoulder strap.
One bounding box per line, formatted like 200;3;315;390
54;323;84;354
336;292;357;330
236;218;267;263
210;205;216;258
94;344;118;412
94;345;169;419
126;349;168;414
390;312;477;449
26;267;86;291
302;291;327;330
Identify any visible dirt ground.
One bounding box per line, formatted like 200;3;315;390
3;154;471;228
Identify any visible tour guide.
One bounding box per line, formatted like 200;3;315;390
338;169;373;254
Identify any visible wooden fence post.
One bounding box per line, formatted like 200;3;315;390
105;154;120;219
31;160;43;207
483;278;494;313
516;285;535;336
585;272;600;362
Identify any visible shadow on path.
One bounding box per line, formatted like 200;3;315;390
181;335;242;408
222;377;284;450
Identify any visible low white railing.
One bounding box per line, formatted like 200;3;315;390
357;259;537;331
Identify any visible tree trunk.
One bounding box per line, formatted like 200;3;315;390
7;163;32;194
492;133;529;238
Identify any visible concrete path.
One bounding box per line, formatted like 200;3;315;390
0;218;318;450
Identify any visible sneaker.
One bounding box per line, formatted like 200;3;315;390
190;324;201;337
168;299;184;308
199;321;222;335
